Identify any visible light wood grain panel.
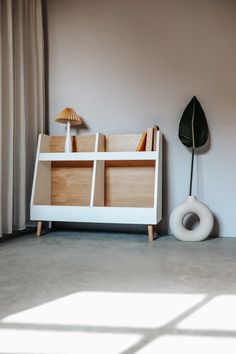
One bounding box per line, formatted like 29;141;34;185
39;134;51;152
74;136;96;152
105;162;155;207
51;161;93;206
34;161;51;205
51;135;96;152
51;161;93;168
106;160;155;168
105;134;142;152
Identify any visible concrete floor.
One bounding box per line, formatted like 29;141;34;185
0;231;236;353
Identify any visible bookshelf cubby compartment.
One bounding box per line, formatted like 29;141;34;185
51;161;93;206
104;160;155;208
31;131;162;240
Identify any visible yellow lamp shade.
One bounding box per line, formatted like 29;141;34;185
55;107;82;125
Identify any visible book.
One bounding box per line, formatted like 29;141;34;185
136;131;147;151
145;127;153;151
152;125;159;151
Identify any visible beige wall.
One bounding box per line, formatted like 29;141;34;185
47;0;236;236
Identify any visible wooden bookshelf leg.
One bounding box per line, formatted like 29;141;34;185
148;225;154;241
36;221;42;237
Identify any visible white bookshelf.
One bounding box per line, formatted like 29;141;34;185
30;131;162;240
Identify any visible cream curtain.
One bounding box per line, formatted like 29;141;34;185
0;0;45;236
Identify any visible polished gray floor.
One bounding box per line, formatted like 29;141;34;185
0;231;236;353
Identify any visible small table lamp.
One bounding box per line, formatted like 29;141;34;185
55;107;82;152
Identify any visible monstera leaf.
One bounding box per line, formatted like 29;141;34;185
179;96;208;148
179;96;209;195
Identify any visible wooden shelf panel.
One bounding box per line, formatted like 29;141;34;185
51;135;96;152
105;134;142;152
51;161;93;168
105;160;155;168
51;161;93;206
33;161;51;206
43;134;143;153
39;133;157;153
104;162;155;208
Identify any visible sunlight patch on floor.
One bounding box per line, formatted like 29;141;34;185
2;292;205;329
0;329;142;354
177;295;236;331
0;292;212;354
136;335;236;354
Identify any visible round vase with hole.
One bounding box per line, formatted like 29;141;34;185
169;196;214;241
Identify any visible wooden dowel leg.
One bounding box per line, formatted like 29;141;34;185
148;225;154;241
36;221;42;237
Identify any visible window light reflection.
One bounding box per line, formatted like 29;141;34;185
2;292;205;329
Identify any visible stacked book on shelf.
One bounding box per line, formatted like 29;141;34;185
136;126;159;152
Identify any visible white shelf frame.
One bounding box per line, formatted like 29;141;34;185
30;131;162;232
38;151;158;161
31;206;158;225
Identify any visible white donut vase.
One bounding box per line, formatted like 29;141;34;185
169;196;214;241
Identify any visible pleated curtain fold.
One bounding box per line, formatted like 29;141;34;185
0;0;45;236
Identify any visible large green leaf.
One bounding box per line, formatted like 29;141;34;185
179;96;208;148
